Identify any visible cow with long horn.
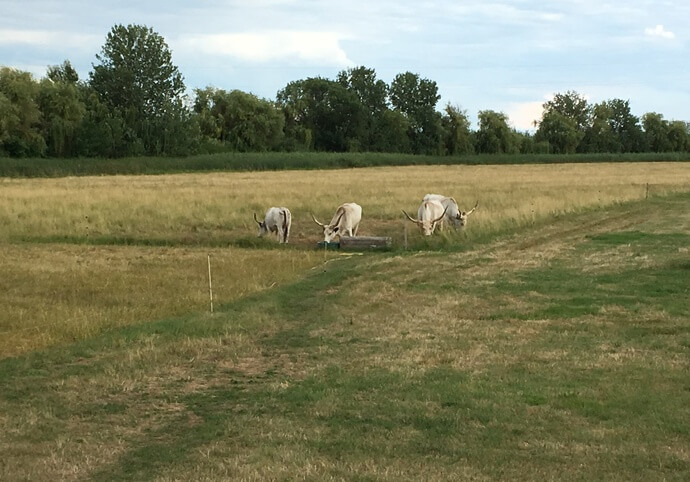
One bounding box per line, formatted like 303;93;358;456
423;194;478;230
311;202;362;242
254;207;292;243
402;199;448;236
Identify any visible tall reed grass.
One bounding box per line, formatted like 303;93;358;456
1;151;690;178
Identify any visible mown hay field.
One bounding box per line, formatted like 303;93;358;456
1;162;689;357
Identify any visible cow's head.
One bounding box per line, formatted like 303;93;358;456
402;205;448;236
454;201;478;228
253;213;269;237
311;211;344;242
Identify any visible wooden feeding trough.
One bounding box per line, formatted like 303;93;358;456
317;236;392;251
316;240;340;250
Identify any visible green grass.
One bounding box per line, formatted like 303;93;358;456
491;230;690;319
0;192;689;480
2;151;690;178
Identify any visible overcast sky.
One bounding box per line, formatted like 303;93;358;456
1;0;688;130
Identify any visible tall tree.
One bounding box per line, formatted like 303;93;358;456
543;91;591;132
38;79;85;157
389;72;442;154
606;99;643;152
582;102;620;153
47;60;80;84
337;66;388;115
193;88;284;151
535;110;581;154
475;110;519;154
667;120;690;152
582;99;644;153
89;24;190;155
370;109;411;153
276;77;364;152
75;90;129;157
537;91;590;153
441;103;473;155
337;66;390;151
642;113;672;152
0;67;45;157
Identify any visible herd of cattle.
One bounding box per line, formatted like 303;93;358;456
253;194;478;244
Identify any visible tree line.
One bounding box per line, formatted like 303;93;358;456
1;24;689;159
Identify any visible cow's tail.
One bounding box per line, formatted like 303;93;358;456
281;209;291;243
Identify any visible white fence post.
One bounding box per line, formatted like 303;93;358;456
207;254;214;314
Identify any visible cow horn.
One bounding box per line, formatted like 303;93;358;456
333;209;346;228
253;213;262;225
466;201;478;215
401;209;422;225
311;213;325;227
433;205;449;224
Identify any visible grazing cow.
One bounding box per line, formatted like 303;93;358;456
423;194;478;230
402;199;448;236
254;207;292;243
311;202;362;242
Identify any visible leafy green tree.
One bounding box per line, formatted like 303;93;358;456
389;72;442;154
89;24;190;155
47;60;80;84
440;103;473;155
193;88;283;151
667;121;690;152
389;72;439;118
337;66;388;115
38;61;85;157
515;131;537;154
582;102;620;153
583;99;643;153
276;77;364;152
543;91;591;132
536;91;589;153
75;90;130;157
642;113;672;152
192;87;223;149
0;67;45;157
337;66;390;151
275;80;312;151
369;109;411;153
475;110;519;154
606;99;644;152
535;110;581;154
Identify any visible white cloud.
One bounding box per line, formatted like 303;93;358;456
448;3;563;24
178;31;354;66
0;28;100;50
506;101;544;131
1;63;50;79
644;24;675;39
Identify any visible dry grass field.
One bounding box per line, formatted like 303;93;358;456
0;162;689;480
1;162;687;246
1;162;689;357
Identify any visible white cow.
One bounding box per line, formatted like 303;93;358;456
423;194;478;230
254;207;292;243
311;202;362;242
402;199;448;236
